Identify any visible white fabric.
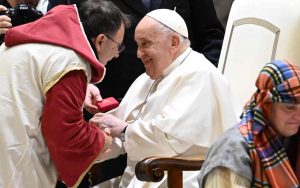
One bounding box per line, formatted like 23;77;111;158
0;43;91;188
146;9;189;38
105;48;239;187
218;0;300;112
36;0;49;14
204;167;250;188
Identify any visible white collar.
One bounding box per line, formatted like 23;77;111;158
162;47;192;77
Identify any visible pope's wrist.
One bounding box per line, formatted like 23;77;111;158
119;124;128;142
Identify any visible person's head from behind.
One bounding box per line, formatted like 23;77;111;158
134;9;191;80
6;0;39;7
78;0;130;66
250;60;300;138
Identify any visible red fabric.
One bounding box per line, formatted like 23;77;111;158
41;70;105;187
4;5;105;83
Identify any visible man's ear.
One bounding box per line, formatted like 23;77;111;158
93;34;106;52
171;33;180;51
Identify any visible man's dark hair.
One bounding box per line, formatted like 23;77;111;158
78;0;130;39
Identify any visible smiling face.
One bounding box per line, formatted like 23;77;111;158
269;103;300;137
134;17;175;80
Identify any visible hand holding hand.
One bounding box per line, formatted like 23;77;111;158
84;84;102;114
0;5;12;35
96;128;113;160
90;113;127;137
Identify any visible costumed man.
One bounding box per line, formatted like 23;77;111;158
89;9;239;187
198;60;300;187
0;0;130;187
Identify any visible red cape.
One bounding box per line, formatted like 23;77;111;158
5;5;105;83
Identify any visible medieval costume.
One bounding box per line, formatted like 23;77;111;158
0;5;106;187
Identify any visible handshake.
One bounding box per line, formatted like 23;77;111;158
85;85;127;162
85;84;127;138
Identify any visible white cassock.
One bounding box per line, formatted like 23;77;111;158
102;47;239;188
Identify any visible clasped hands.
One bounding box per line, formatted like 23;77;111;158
85;84;127;159
85;84;126;138
90;113;127;138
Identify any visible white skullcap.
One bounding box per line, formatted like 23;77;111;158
146;9;188;38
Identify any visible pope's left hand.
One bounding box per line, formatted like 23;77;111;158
90;113;127;137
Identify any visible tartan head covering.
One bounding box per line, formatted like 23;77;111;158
239;60;300;187
254;60;300;105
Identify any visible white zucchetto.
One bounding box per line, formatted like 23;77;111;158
146;9;189;38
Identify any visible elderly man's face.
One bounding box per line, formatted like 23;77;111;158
135;17;174;80
269;103;300;137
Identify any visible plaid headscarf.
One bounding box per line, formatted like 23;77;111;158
239;60;300;187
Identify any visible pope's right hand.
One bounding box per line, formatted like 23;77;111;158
0;5;12;34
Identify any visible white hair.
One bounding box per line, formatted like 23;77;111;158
156;22;191;46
